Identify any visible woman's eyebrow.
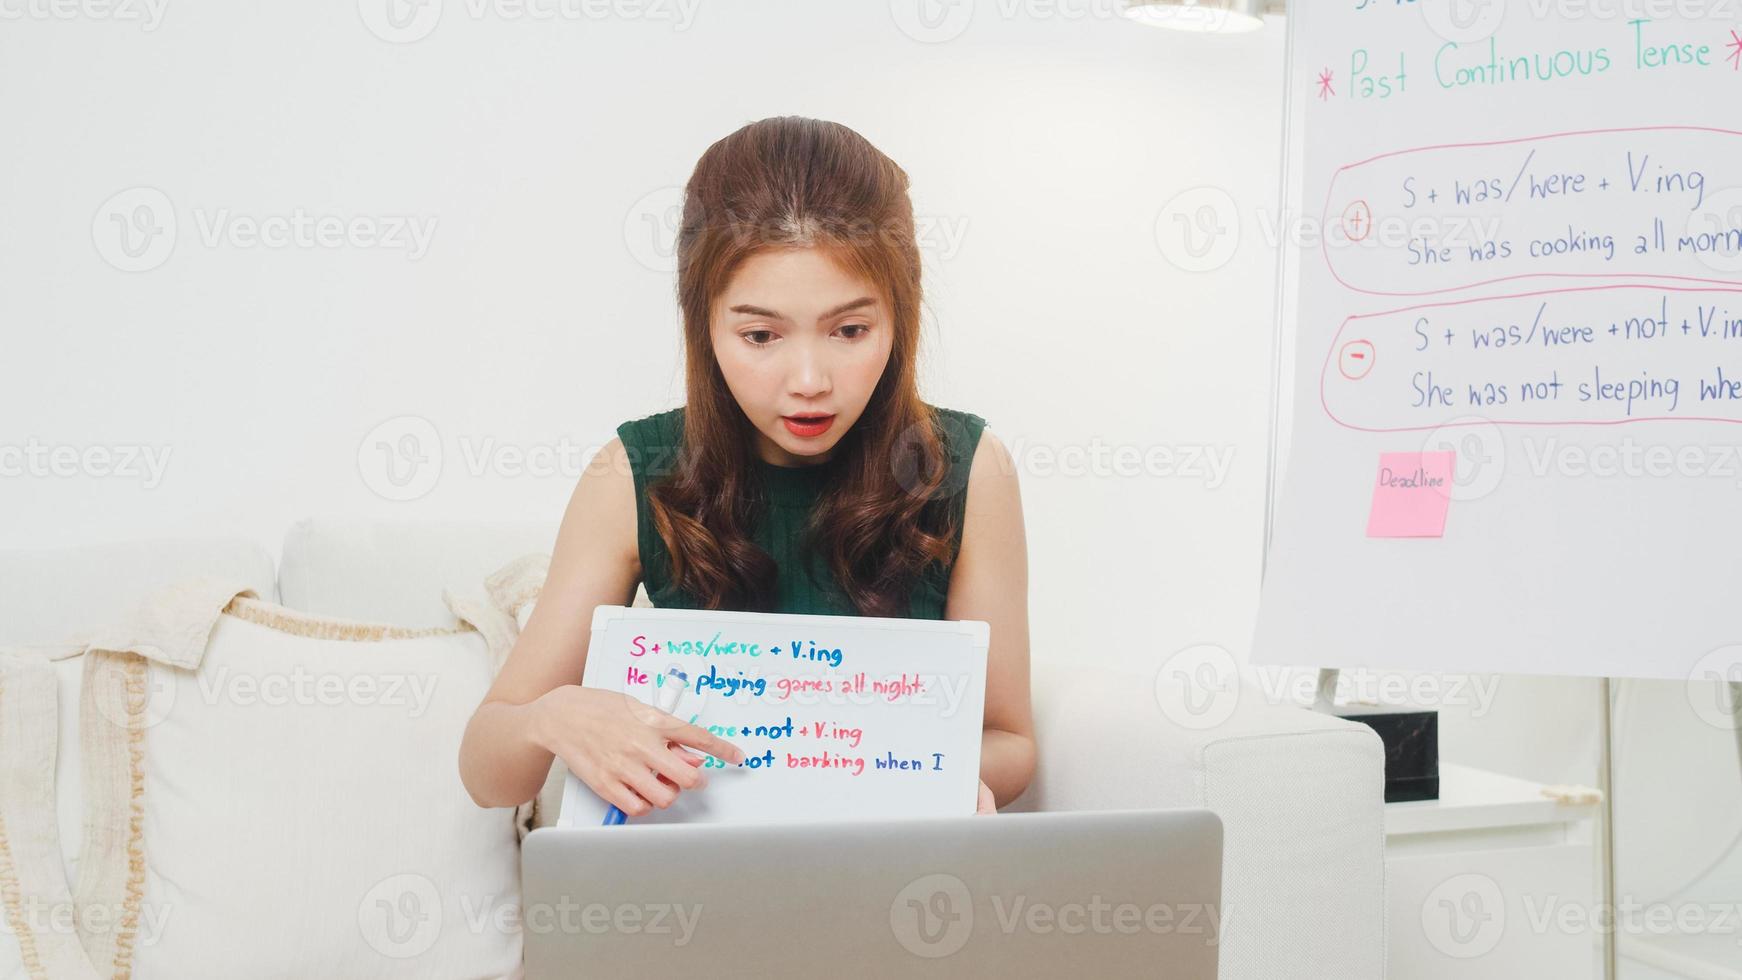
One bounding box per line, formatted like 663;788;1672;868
728;296;876;322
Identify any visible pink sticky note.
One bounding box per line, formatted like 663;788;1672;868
1366;451;1455;538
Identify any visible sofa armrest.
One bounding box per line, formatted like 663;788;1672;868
1007;659;1386;980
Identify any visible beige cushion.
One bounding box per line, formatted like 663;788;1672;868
0;649;101;979
0;535;278;899
74;579;523;979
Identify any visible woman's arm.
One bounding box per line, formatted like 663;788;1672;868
946;429;1037;810
458;437;643;808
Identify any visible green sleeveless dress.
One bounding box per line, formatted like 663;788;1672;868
616;404;987;619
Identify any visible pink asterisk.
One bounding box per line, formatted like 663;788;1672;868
1317;67;1335;100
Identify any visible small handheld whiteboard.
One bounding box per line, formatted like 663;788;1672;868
557;605;990;826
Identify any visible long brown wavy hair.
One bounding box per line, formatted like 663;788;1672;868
646;115;960;617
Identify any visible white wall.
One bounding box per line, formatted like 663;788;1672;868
0;3;1285;685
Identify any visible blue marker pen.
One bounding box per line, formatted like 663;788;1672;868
603;667;691;826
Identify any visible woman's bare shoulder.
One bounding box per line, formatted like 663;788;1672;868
551;436;640;580
961;427;1023;550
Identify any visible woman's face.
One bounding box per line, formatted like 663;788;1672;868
709;246;894;467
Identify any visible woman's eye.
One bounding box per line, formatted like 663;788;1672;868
838;324;870;340
743;330;776;346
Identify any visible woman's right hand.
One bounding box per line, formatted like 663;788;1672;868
531;684;746;818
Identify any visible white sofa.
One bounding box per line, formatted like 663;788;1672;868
1;518;1387;980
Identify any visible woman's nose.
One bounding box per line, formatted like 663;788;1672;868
788;347;831;397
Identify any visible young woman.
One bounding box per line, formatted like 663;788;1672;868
459;116;1034;819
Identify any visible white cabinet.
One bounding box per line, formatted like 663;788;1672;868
1385;764;1600;979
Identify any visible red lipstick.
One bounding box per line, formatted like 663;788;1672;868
781;413;835;438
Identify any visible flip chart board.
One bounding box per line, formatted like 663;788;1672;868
1253;4;1742;680
558;605;989;826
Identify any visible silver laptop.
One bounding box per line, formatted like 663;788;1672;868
521;808;1222;978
